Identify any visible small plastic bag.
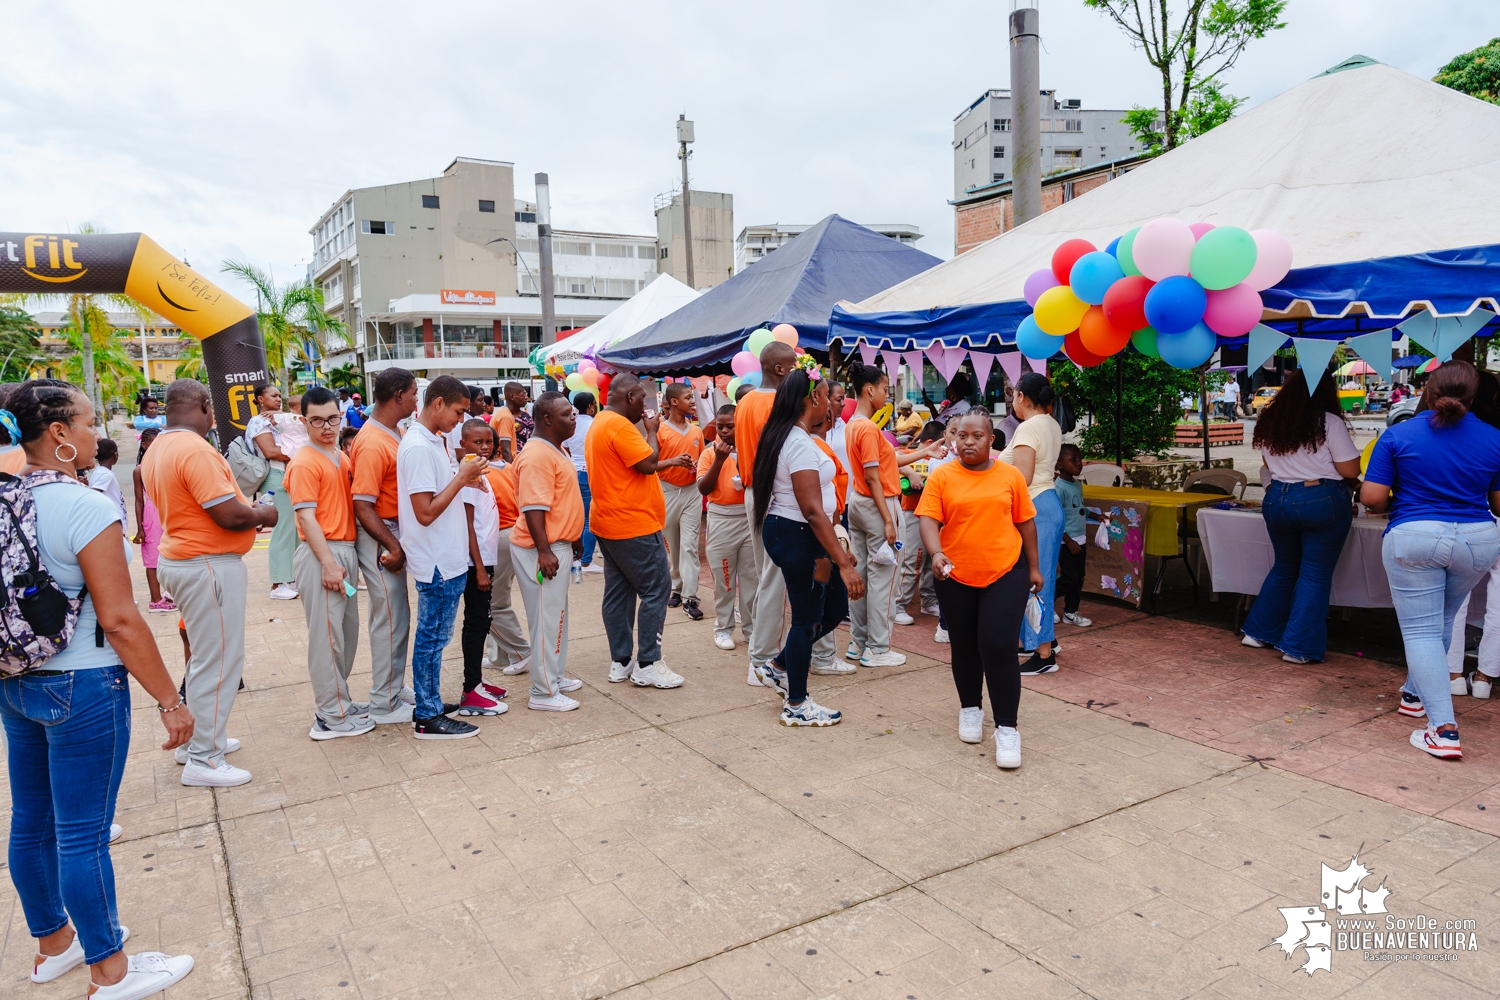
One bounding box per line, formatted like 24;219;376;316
869;541;898;567
1094;519;1111;550
1025;592;1043;633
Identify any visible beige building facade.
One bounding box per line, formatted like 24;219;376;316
654;189;734;290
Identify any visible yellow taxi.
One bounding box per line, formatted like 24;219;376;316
1250;386;1281;413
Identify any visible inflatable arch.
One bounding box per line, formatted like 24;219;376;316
0;231;268;446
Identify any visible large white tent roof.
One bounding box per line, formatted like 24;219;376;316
539;273;700;365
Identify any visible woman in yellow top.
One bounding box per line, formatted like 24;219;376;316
1000;372;1064;674
918;408;1043;768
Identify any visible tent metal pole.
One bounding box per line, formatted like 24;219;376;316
1114;353;1124;467
1200;369;1211;469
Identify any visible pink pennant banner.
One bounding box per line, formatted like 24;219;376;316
927;344;967;383
997;353;1024;387
902;351;925;379
969;351;996;389
857;343;878;367
1022;357;1048;379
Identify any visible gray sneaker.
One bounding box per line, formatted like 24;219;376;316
309;715;376;741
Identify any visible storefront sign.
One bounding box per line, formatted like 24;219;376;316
440;288;496;305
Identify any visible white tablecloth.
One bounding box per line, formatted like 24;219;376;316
1197;507;1393;608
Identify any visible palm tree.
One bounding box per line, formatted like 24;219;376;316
174;337;205;381
52;321;144;404
0;307;46;381
325;363;364;393
219;261;348;389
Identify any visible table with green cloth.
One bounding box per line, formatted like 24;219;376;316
1080;485;1221;557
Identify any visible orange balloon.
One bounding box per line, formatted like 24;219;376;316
772;323;799;347
1064;330;1108;367
1077;305;1132;357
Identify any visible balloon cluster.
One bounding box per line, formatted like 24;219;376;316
1017;220;1292;369
562;358;610;400
727;323;800;399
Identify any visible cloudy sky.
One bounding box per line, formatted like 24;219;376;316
2;1;1496;303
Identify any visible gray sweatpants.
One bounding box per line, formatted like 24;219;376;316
158;552;247;768
848;491;902;655
743;487;788;666
661;480;702;600
490;526;532;665
595;532;671;666
704;504;754;640
356;521;409;714
898;508;934;611
294;540;362;722
510;540;571;698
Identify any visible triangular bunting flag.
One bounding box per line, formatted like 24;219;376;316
925;343;949;379
1400;309;1496;362
997;353;1024;387
1020;356;1048;379
938;347;968;383
902;351;925;380
1346;330;1394;385
857;342;878;367
969;351;996;389
1246;324;1289;373
1292;337;1340;390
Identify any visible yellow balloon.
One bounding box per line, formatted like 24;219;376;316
873;402;893;429
1033;284;1089;337
1360;436;1377;475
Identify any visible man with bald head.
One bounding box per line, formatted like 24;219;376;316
583;374;693;689
142;379;278;787
733;340;796;685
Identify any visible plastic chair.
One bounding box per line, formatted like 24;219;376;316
1182;468;1248;499
1079;463;1127;488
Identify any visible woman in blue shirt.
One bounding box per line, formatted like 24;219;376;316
1362;361;1500;761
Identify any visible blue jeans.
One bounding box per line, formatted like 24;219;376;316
1;666;131;965
578;471;597;566
412;568;467;719
763;515;849;702
1242;480;1353;659
1022;489;1063;649
1385;520;1500;728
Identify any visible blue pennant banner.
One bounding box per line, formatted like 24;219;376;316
1247;324;1290;373
1292;337;1341;390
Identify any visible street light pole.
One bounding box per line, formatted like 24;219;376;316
677;115;695;288
535;172;556;346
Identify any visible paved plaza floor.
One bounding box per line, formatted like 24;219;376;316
4;529;1500;999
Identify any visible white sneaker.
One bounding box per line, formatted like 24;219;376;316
632;661;684;688
181;761;252;787
845;642;863;661
175;737;241;765
502;655;531;675
368;703;414;725
1240;634;1266;648
746;661;764;686
1452;675;1470;697
894;611;915;626
860;650;907;668
1474;675;1495;700
110;823;123;843
483;634;499;665
933;626;949;644
958;707;983;744
810;659;857;676
608;660;635;683
995;726;1021;769
779;698;842;727
309;715;376;741
581;563;604;574
557;675;583;693
88;952;193;1000
714;632;736;650
920;602;940;616
1063;612;1092;627
33;926;130;983
398;686;416;705
1053;612;1060;625
269;584;298;600
529;693;580;712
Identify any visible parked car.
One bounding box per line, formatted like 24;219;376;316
1386;397;1419;426
1250;386;1281;413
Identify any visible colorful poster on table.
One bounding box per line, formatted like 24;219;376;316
1079;500;1148;607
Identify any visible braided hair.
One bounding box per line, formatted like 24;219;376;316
0;379;89;444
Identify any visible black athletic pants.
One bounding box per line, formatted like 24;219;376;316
934;560;1030;727
461;565;494;693
1057;543;1086;615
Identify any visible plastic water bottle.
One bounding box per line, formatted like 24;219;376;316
570;559;583;585
257;490;276;507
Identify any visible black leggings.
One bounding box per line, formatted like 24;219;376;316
461;565;494;693
934;560;1030;727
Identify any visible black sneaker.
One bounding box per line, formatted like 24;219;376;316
683;597;704;621
1018;652;1058;675
668;592;682;609
412;715;479;740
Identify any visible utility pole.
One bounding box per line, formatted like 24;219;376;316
1009;3;1041;227
677;115;695;289
535;172;556;346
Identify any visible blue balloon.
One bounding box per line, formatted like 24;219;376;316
1143;275;1208;334
741;370;763;386
1015;314;1065;359
1069;251;1126;306
1105;236;1121;257
1155;321;1218;369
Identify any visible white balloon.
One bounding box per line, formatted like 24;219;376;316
1244;229;1294;291
1131;218;1197;281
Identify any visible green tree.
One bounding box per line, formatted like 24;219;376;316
173;337;205;381
0;308;45;381
52;322;143;406
325;363;364;393
1051;353;1226;460
1435;38;1500;104
1085;0;1286;152
1122;81;1245;154
219;261;348;389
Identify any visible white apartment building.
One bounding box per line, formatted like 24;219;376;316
734;222;923;274
952;89;1139;199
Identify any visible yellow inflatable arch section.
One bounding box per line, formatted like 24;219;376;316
0;231;268;445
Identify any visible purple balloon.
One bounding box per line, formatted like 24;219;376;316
1023;268;1060;308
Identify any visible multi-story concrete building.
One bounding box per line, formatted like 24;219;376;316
952;89;1139;200
734;223;923;274
654;189;734;290
512;202;659;299
949;153;1150;255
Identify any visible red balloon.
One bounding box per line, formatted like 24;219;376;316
1051;239;1098;286
1102;275;1155;332
1077;305;1132;357
840;397;857;422
1064;330;1108;367
595;374;611;399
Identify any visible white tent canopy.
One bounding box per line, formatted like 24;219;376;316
539;273;700;366
845;59;1500;318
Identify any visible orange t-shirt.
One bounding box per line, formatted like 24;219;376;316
349;420;402;520
812;437;848;516
0;449;25;475
491;408;515;445
486;465;518;530
732;388;776;490
584;410;663;539
657;420;703;487
696;447;743;507
285;444;356;543
509;439;585;547
845;417;900;498
140;430;255;559
915;460;1036;587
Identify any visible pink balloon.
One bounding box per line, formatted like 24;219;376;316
1202;283;1263;337
1132;218;1196;281
1244;229;1293;291
1023;268;1060;308
771;323;799;347
731;350;758;377
1188;223;1216;241
578;359;597;372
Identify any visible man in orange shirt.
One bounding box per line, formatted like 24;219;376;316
491;380;532;462
658;383;705;619
143;379;278;787
349;367;419;725
286;386;373;741
697;404;752;650
584;374;691;689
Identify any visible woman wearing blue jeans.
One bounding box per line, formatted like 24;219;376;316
1362;360;1500;761
1240;370;1362;663
0;380;196;1000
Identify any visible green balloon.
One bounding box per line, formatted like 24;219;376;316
1189;226;1257;290
1131;326;1160;357
1116;227;1142;277
747;328;775;356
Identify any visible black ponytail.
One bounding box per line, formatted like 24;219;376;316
752;370;812;530
849;362;886;399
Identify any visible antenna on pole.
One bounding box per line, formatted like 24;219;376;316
677;115;695;288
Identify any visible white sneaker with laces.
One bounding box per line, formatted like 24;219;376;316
399;686;416;706
1474;675;1495;700
1452;674;1470;697
528;693;580;712
810;659;857;676
845;642;863;661
1063;612;1092;627
746;661;764;686
958;707;983;744
894;611;915;626
608;660;635;683
181;760;252;787
502;655;531;675
632;661;684;688
33;926;130;983
581;563;604;574
269;584;298;600
933;626;949;644
714;632;736;650
110;823;123;843
557;676;583;693
175;737;241;765
368;703;414;725
779;698;842;727
920;602;940;616
754;661;789;696
860;650;907;668
995;726;1022;769
88;951;193;1000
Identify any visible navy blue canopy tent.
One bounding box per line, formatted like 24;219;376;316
597;215;941;375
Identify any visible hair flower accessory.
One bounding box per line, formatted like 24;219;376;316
793;353;824;393
0;409;20;445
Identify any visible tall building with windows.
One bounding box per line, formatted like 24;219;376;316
734;223;922;274
654;189;735;290
952;89;1138;200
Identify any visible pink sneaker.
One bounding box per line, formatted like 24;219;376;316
148;598;177;613
456;689;506;716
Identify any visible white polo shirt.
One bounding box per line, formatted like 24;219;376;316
397;420;470;584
